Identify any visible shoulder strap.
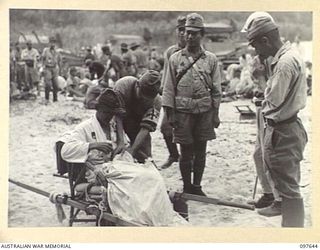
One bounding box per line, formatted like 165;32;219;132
174;51;204;95
187;52;212;91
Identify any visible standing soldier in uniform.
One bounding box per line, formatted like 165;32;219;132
242;12;282;217
130;42;148;77
21;40;40;92
12;42;25;91
243;12;308;227
159;15;186;169
100;45;125;82
120;43;137;77
42;36;61;103
84;46;96;62
162;13;222;196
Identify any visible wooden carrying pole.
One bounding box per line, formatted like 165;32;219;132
8;178;142;227
173;192;255;211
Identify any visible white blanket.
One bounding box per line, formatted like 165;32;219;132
99;152;189;226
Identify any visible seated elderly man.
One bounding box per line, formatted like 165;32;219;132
58;88;186;226
59;88;124;162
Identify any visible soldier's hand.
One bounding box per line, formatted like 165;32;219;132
212;108;220;128
164;106;173;120
86;152;104;166
125;146;134;157
158;86;163;96
112;142;126;158
89;142;113;155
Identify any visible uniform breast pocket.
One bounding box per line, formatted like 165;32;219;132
177;81;193;97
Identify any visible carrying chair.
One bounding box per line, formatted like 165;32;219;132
54;142;189;226
54;141;111;226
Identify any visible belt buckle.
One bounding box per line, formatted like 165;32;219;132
264;121;267;129
263;116;267;128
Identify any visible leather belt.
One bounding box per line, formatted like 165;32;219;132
192;92;211;99
265;114;298;127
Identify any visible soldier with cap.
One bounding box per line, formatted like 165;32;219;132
243;12;308;227
162;13;222;196
84;46;96;62
100;45;125;82
159;15;187;169
42;36;62;103
12;42;25;91
113;70;162;163
21;40;40;92
120;43;137;76
242;12;282;216
130;42;148;77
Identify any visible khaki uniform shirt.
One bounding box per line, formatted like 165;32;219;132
160;44;183;90
21;48;39;68
114;76;161;132
132;48;148;68
162;48;221;114
262;42;307;122
42;47;61;68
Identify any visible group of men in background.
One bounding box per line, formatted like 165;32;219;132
9;34;161;104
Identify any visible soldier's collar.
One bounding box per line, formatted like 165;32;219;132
181;46;206;58
271;41;291;66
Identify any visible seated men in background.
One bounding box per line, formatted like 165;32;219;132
223;66;241;98
113;70;161;163
66;67;85;98
236;67;255;98
78;72;93;95
60;57;69;80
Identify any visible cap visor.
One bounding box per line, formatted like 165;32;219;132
185;26;202;31
240;26;247;33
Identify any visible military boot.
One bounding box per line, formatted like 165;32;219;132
160;136;179;169
180;161;192;193
190;184;207;196
281;197;304;227
248;193;275;208
257;200;282;217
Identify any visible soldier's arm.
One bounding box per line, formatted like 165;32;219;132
35;49;40;63
162;56;176;109
127;99;160;156
210;56;222;128
57;52;62;71
41;49;46;66
113;115;126;157
159;50;170;95
211;57;222;109
127;127;149;158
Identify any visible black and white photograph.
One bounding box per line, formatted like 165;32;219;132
6;3;314;235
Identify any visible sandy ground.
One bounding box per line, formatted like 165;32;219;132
8;94;312;227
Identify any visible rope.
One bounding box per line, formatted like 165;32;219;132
97;186;108;226
48;192;67;223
